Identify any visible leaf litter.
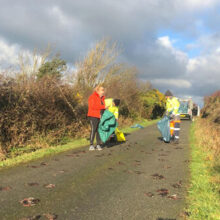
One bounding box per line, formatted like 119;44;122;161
151;173;165;180
172;180;182;188
157;188;169;197
144;192;154;197
20;197;40;207
44;184;55;189
0;186;12;191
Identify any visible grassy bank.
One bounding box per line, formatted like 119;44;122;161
186;121;220;219
0;119;158;170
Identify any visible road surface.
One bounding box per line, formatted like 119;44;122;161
0;122;191;220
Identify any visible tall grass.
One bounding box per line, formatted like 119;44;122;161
186;118;220;219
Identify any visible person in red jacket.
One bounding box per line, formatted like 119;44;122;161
87;85;105;151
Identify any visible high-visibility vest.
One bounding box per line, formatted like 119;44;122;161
170;121;175;136
166;97;180;115
105;98;119;119
166;98;173;113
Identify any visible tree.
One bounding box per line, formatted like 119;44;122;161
75;39;120;90
37;56;67;79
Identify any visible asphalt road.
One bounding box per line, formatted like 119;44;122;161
0;121;191;220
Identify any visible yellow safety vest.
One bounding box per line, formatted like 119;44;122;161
166;97;180;115
105;98;119;119
109;106;119;120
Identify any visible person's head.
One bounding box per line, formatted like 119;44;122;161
95;85;105;97
166;95;173;100
113;99;120;107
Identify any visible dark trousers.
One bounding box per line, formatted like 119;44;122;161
89;117;101;146
174;115;180;140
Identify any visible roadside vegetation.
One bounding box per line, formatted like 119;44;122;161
0;39;166;163
186;91;220;219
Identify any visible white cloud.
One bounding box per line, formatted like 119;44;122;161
157;36;188;64
0;37;44;73
0;38;20;66
183;0;218;9
157;36;173;49
152;79;192;89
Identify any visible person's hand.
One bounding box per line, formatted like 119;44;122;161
170;114;175;120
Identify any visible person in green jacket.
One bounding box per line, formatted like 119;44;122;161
98;110;118;144
104;98;120;143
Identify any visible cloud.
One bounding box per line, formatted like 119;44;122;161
0;38;21;68
0;0;220;106
152;79;192;89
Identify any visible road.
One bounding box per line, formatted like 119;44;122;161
0;121;191;220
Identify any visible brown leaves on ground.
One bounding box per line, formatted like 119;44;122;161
144;192;154;197
20;197;40;207
145;188;181;200
157;188;169;197
167;194;181;200
0;186;12;191
44;184;55;189
171;181;182;189
151;173;165;180
43;213;58;220
20;215;41;220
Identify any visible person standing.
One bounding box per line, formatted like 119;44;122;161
87;85;105;151
165;93;181;144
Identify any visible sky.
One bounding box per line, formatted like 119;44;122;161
0;0;220;106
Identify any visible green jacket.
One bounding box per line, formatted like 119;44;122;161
98;110;118;143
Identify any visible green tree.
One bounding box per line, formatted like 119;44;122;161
37;57;67;79
140;89;166;119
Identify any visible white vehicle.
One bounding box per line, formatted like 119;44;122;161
178;98;193;120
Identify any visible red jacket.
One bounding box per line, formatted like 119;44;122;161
87;92;105;118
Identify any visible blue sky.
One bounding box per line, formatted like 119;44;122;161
158;30;201;58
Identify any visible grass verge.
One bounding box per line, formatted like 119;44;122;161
186;121;220;220
0;119;158;170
